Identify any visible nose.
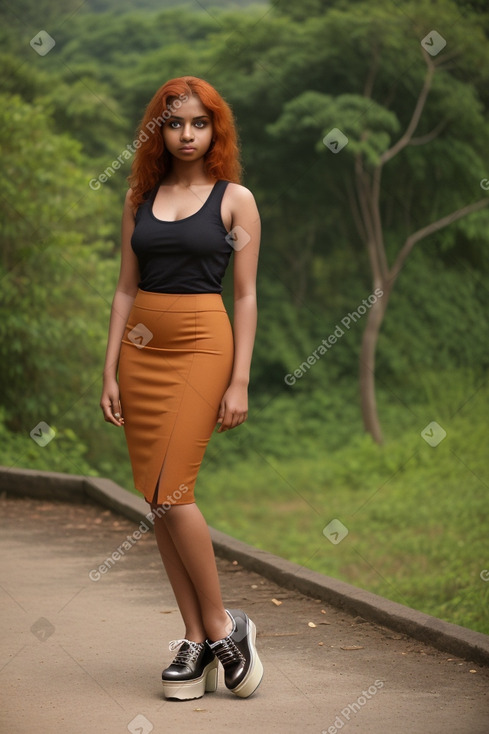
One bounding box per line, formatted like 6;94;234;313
180;123;194;141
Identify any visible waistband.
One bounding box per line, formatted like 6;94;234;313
133;289;227;312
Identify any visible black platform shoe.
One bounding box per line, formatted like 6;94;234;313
161;639;219;700
207;609;263;698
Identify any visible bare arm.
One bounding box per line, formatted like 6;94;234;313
100;189;140;426
217;185;261;432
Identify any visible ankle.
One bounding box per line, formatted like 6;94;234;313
184;631;206;644
206;611;234;643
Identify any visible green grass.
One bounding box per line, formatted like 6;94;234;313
196;369;489;634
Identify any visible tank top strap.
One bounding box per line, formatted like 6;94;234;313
206;179;229;213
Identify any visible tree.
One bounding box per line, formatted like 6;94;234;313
355;51;488;442
265;0;489;442
0;94;119;434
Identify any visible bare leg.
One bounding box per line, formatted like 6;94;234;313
152;511;207;643
152;503;232;642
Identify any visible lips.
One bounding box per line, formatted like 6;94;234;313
179;146;196;152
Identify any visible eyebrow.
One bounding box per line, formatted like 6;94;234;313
167;115;210;120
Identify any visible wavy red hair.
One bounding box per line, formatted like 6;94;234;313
128;76;242;210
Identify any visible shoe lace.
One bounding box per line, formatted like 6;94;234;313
168;639;203;666
211;637;245;667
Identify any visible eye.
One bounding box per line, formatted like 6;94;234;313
168;120;181;129
194;120;208;128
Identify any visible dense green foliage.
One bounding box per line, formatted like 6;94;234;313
199;369;489;633
0;0;488;632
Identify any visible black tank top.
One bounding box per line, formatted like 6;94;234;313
131;179;233;294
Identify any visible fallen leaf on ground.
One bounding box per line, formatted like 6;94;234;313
271;598;282;606
308;622;317;628
340;645;364;650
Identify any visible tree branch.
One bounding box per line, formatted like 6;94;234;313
354;155;376;242
409;119;448;146
345;175;367;244
388;199;489;286
380;51;435;166
354;154;382;285
370;166;389;279
363;43;380;99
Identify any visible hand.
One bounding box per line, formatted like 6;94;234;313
100;378;124;426
216;383;248;432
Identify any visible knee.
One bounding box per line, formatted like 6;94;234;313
147;502;171;525
148;501;189;525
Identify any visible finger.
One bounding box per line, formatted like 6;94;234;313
110;396;124;419
101;401;123;426
112;403;123;421
215;402;226;430
218;409;240;432
216;409;231;432
233;415;243;429
105;411;120;426
112;404;124;425
229;412;247;430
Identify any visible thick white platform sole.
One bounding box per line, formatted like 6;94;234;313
231;619;264;699
162;658;219;701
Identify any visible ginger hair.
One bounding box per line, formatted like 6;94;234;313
128;76;242;210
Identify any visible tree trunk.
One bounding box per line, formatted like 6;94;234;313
359;289;388;444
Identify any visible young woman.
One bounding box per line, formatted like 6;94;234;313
100;76;262;701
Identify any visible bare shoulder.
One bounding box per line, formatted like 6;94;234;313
124;188;136;206
124;188;137;217
225;182;257;208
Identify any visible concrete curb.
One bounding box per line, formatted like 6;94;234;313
2;465;488;667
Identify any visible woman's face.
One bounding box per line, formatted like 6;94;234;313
162;94;214;163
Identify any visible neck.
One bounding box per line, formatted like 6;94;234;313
164;159;214;187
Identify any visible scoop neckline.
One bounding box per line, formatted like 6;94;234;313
149;180;221;223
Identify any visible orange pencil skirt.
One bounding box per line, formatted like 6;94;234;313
118;289;234;506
